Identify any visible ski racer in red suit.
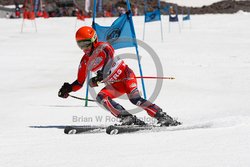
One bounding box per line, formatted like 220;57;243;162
58;26;180;126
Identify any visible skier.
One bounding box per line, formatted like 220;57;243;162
58;26;180;127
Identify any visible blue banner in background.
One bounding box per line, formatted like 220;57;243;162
169;15;179;22
97;0;103;13
144;9;161;23
183;8;191;21
169;6;179;22
34;0;40;12
163;5;170;13
183;15;190;21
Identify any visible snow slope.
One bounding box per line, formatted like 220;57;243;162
1;13;250;167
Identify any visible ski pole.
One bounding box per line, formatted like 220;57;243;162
69;94;96;102
134;76;175;80
102;76;175;83
69;76;174;101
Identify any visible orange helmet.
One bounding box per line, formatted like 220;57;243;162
75;26;98;50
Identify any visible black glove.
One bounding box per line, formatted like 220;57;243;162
89;70;103;88
58;82;72;98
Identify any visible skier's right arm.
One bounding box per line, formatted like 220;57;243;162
58;56;88;98
71;56;88;92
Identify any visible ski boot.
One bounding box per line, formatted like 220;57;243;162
120;115;147;126
155;110;181;127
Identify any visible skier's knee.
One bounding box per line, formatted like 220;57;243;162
128;88;144;105
129;96;146;106
96;92;107;104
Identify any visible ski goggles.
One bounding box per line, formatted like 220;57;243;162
77;33;97;50
77;40;93;50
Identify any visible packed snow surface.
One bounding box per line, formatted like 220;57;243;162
1;12;250;167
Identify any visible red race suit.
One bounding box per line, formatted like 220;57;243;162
71;42;161;118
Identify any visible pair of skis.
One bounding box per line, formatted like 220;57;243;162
64;124;173;135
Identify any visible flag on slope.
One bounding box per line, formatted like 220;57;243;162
144;9;161;23
93;11;136;50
